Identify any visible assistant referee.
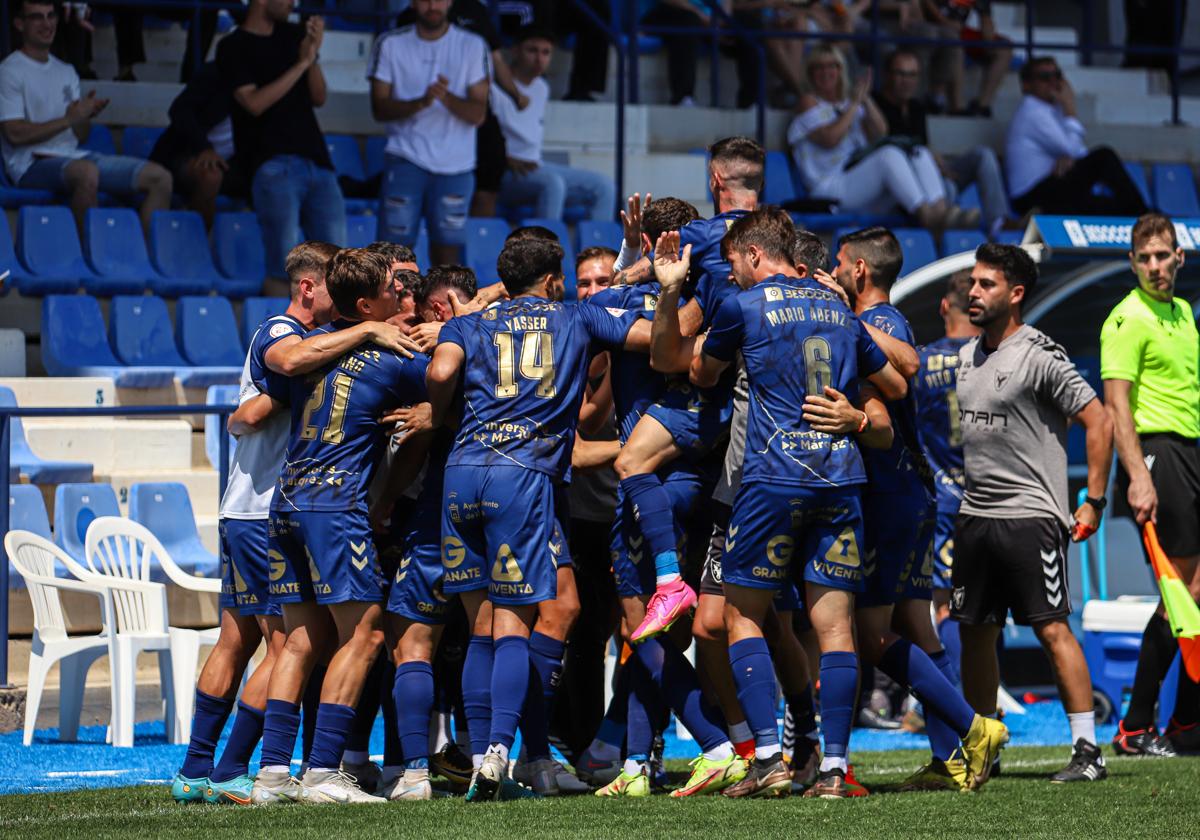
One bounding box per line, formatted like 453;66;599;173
1102;212;1200;757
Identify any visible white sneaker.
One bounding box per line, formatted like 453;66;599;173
298;768;387;804
381;768;433;801
340;760;382;794
467;752;507;802
517;758;591;795
251;768;301;805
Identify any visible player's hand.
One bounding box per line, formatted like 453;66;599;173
1127;474;1158;526
380;401;434;443
366;321;418;358
1071;501;1101;543
811;268;850;307
621;192;651;251
408;320;443;354
652;230;690;294
449;291;489;318
802;386;864;434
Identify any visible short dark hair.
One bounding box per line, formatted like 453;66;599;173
414;264;477;307
642;197;701;243
285;240;340;297
884;48;920;73
366;241;417;266
944;269;972;313
515;24;554;45
497;237;564;296
722;206;795;263
506;225;559;244
576;246;618;271
1131;212;1178;251
792;229;830;275
325;248;392;316
1019;56;1058;83
975;242;1038;294
708;136;765;194
840;227;904;291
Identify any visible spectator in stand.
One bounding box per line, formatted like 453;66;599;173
919;0;1012;116
641;0;720;107
0;0;172;235
487;27;616;222
149;62;247;228
875;48;1010;235
1005;57;1149;217
107;3;220;83
370;0;489;265
216;0;344;285
787;44;978;233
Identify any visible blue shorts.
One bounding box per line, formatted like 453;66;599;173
859;493;937;608
387;503;449;624
610;470;702;597
932;507;958;591
19;153;147;195
381;154;473;248
219;518;281;617
267;509;384;605
441;465;560;606
722;482;866;594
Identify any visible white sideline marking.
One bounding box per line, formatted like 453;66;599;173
46;770;124;778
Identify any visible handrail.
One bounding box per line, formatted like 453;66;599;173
0;403;234;687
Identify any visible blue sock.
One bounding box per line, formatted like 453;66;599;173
301;664;326;764
529;632;566;708
346;654;384;754
634;637;727;751
787;684;818;740
819;651;858;759
489;635;530;750
210;701;266;783
878;639;975;739
728;638;780;750
520;661;551;759
596;664;632;745
463;635;494;758
380;661;403;767
620;474;680;576
259;699;302;770
179;690;234;778
307;703;358;771
926;649;964;760
394;661;435;764
626;659;659;757
937;616;962;683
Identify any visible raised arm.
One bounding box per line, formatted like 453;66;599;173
649;232;701;372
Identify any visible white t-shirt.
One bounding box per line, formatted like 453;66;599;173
490;75;548;165
368;24;490;175
0;51;85;183
786;98;867;195
1004;94;1089;199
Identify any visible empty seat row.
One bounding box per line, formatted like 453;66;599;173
464;216;602;298
1;386;94;485
833;227;1022;274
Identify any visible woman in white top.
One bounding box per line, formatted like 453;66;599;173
787;45;977;232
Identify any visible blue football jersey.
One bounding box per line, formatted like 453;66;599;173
273;320;430;512
859;303;927;494
703;274;888;487
438;297;640;481
914;335;971;509
247;313;305;403
681;209;749;328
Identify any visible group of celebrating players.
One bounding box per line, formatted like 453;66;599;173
169;134;1099;807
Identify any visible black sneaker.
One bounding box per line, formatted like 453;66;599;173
1051;739;1108;783
1165;718;1200;754
1112;722;1177;757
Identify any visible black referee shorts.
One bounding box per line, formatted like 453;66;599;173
950;514;1071;627
1115;433;1200;559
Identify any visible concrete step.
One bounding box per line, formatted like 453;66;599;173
0;377;116;409
22;418;194;473
98;468;219;517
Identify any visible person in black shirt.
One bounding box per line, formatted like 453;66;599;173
216;0;345;284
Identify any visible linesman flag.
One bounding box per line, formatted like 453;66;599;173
1142;522;1200;682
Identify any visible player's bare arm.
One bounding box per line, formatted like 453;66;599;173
1104;377;1156;525
1071;397;1115;540
264;321;417;376
649;232;700;372
427;342;466;429
227;392;284;437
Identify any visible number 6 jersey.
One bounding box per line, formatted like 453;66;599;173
272;319;430;513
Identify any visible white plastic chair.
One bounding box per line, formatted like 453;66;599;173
84;516;220;746
5;530;124;746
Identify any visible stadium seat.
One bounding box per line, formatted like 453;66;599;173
763;150;798;206
464;217;509;284
81;124;117;155
0;211;33;293
175;296;244;367
364;135;386;179
148;210;223;296
941;229;987;256
0;385;94;485
205;384;239;471
83;207;161;295
16;206;97;295
9;484;52;541
110;295;239;388
54;482;121;563
893;228;938;274
326;134;366;182
0;162;54;209
345;214;378;249
121;125;165;160
1124;161;1153;207
241;296;289;346
956;182;981;212
1152;163;1200;217
993;229;1024;246
577;220;622;253
128;483;221;578
211;212;266;298
40;295;176;387
521;217;577;298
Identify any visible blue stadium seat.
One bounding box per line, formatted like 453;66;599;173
955;182;981;212
0;163;54;209
1152;163;1200;217
0;211;33;293
241;296;289;346
148;210;222;296
0;386;93;485
364;135;386;179
464;217;509;284
83;207;160;295
993;229;1024;246
577;220;622;253
110;295;239;388
121;126;165;161
1124;161;1152;207
176;296;244;367
345;214;378;249
414;222;430;270
211;212;266;298
81;124;117;155
17;206;97;295
205;384;239;472
10;484;51;540
763;150;798;206
941;229;987;256
129;482;220;577
521;217;577;298
326;134;366;182
40;295;176;387
893;228;938;273
54;482;121;564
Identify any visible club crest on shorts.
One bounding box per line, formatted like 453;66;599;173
951;587;965;610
